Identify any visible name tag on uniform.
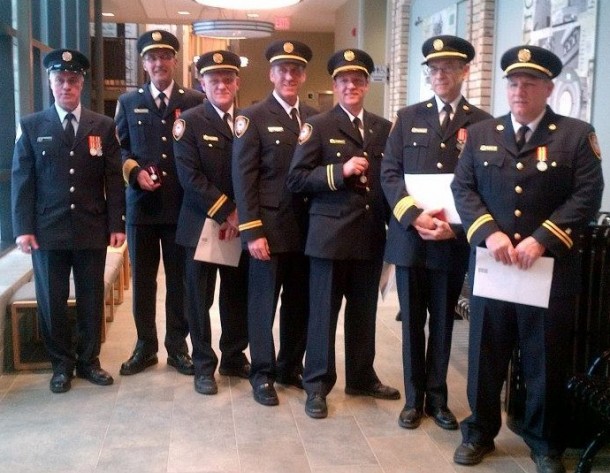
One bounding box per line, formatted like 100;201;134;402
411;127;428;133
268;126;284;132
479;145;498;151
203;134;219;142
37;136;53;142
329;139;346;144
134;108;149;114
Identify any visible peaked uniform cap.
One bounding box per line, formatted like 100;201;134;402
137;30;180;56
421;35;475;65
197;50;241;75
265;40;312;65
501;45;562;79
43;49;90;74
327;48;374;78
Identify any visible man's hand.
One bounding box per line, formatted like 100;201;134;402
16;234;39;254
342;156;369;178
248;237;271;260
514;236;545;269
485;231;517;265
415;213;456;241
109;232;126;248
136;169;161;191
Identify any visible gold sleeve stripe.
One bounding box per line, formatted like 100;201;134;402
208;194;228;218
542;220;573;249
466;214;494;243
122;159;139;183
326;164;337;190
238;220;263;232
393;196;416;221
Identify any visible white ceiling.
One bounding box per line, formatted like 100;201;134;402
97;0;349;33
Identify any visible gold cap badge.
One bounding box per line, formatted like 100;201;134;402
344;50;355;61
517;48;531;62
213;53;223;64
152;31;162;42
433;39;444;51
283;42;294;53
62;51;72;62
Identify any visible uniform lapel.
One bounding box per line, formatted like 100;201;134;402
269;95;299;135
422;98;443;138
523;107;555;153
47;107;71;147
204;100;233;141
74;108;94;148
334;105;362;147
498;114;520;156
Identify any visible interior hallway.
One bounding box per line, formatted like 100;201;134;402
0;266;608;472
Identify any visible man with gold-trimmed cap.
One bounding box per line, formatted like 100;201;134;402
231;39;318;407
287;48;400;419
173;50;250;395
12;48;125;393
451;45;603;473
381;35;491;432
115;29;204;378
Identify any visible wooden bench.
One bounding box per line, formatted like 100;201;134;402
567;349;610;473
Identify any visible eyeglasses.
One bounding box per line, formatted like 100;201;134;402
334;76;368;87
425;65;464;76
144;52;175;62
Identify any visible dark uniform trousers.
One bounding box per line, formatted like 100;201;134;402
287;104;392;397
232;94;318;388
173;100;250;376
452;107;604;455
116;82;204;357
382;96;491;411
12;106;125;375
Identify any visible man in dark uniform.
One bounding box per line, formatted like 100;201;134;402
115;30;204;376
287;48;400;419
11;49;125;393
173;50;249;395
232;40;317;407
451;46;603;473
381;35;492;431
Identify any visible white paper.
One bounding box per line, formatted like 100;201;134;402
404;173;461;223
194;218;242;267
472;247;554;308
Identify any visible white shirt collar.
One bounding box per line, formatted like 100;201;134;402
511;108;546;135
55;103;82;124
150;81;174;101
435;95;462;115
340;105;363;124
273;90;300;117
211;103;235;121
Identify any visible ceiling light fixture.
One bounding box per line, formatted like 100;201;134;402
193;0;301;10
192;19;275;39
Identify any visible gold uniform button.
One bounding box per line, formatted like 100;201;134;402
69;169;75;174
514;209;522;217
70;204;75;210
366;187;371;192
275;140;280;145
161;136;167;142
514;233;522;240
516;162;524;170
483;161;489;166
440;143;446;149
161;119;166;125
337;152;341;157
363;152;368;157
162;171;167;177
161;153;167;159
437;162;443;169
70;151;75;157
138;120;142;125
42;151;46;156
365;204;370;210
515;186;523;194
69;187;75;193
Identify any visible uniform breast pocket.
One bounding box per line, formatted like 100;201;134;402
543;151;573;193
132;113;152;142
34;142;60;177
198;137;226;154
402;134;430;165
474;153;506;193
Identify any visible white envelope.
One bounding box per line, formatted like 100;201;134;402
194;218;242;267
472;247;554;308
403;173;461;223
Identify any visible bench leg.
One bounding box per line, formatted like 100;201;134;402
576;429;610;473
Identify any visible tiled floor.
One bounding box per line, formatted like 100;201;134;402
0;271;608;472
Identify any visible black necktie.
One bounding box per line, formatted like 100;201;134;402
64;113;75;146
158;92;167;115
441;103;452;132
352;116;363;141
223;112;233;134
516;125;529;151
290;108;300;128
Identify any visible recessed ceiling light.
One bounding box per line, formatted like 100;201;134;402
102;12;115;17
193;0;300;9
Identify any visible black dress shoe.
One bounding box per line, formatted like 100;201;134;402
120;350;158;375
276;372;304;389
194;374;218;395
345;382;401;400
305;393;327;419
453;441;495;465
253;383;279;406
76;366;114;386
167;353;194;375
219;362;251;379
398;407;423;429
530;452;566;473
425;406;458;430
50;372;72;393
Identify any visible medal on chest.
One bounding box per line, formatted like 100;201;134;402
536;146;548;172
88;135;102;156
